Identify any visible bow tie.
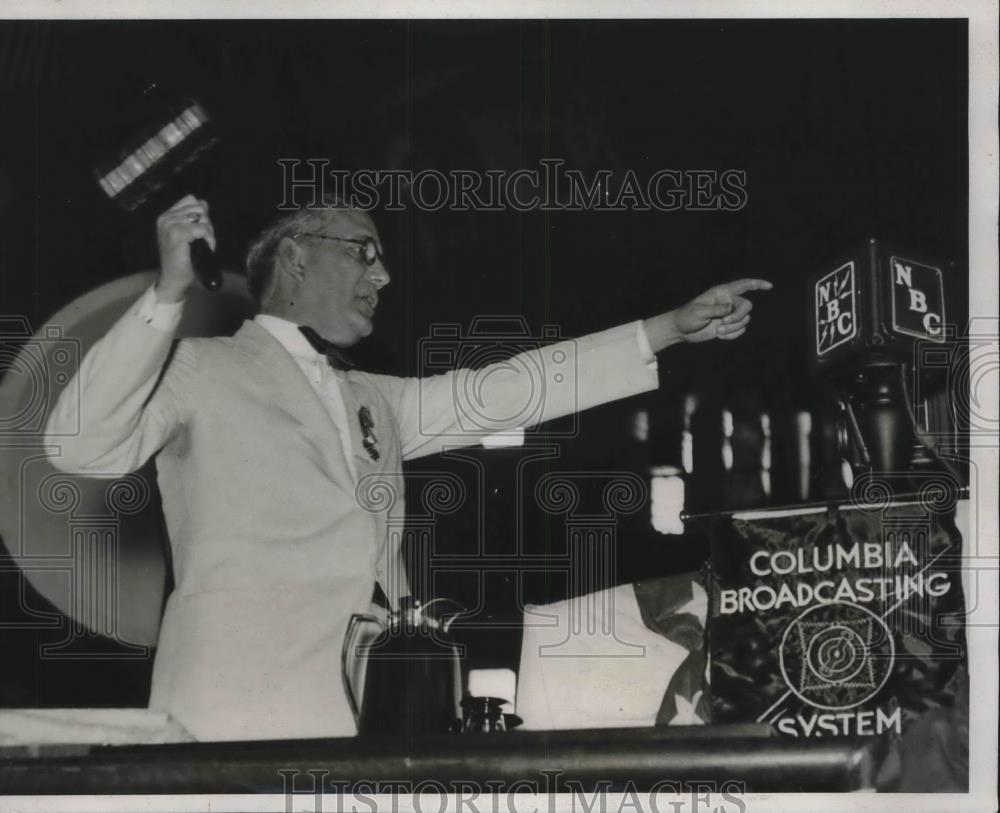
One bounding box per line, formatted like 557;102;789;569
298;326;355;371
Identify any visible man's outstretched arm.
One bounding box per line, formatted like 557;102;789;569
385;278;773;461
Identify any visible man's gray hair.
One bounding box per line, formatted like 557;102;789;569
244;195;349;307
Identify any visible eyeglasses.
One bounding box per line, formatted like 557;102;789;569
293;233;385;267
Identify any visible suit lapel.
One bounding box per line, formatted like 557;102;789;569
229;320;356;496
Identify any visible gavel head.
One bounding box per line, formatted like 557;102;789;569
93;84;219;214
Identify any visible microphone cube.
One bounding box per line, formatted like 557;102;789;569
808;238;950;377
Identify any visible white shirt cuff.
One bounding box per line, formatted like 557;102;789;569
135;285;184;331
636;321;658;372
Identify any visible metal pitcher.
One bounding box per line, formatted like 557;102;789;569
342;598;463;736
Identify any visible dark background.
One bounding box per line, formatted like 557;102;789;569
0;19;968;707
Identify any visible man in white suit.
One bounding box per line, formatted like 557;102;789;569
45;195;770;741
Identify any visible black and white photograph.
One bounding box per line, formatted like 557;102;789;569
0;2;996;811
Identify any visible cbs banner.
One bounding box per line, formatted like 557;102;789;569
708;500;967;754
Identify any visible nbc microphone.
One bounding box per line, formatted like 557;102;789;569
808;237;951;475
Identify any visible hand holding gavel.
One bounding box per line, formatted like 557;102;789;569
154;195;218;302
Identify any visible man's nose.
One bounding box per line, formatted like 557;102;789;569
368;262;390;288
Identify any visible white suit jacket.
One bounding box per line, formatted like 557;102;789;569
45;291;659;741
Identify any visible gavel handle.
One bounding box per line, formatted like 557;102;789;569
190;239;222;291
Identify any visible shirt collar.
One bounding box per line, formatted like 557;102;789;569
253;313;324;363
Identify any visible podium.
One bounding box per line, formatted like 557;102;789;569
0;723;881;793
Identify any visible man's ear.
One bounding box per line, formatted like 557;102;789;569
276;236;307;283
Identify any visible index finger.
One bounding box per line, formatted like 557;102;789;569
723;278;773;296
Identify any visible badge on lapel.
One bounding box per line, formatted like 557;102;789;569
358;405;380;462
